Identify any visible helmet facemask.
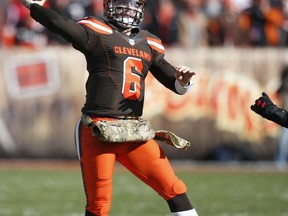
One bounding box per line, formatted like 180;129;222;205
104;0;146;29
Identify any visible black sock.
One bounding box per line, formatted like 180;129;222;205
85;210;96;216
167;193;193;212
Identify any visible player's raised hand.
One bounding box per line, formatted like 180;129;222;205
251;92;288;126
174;65;196;86
20;0;46;9
250;92;274;117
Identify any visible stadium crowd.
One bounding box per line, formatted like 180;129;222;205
0;0;288;48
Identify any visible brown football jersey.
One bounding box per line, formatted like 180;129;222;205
30;5;178;117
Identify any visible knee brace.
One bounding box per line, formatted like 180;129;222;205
161;179;187;200
172;179;187;195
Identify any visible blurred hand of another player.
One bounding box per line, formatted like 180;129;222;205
250;92;275;117
174;65;196;86
20;0;46;9
251;92;287;126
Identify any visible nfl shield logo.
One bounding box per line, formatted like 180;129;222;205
129;39;135;46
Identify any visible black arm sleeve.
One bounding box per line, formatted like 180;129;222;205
30;4;89;50
149;58;178;93
284;113;288;128
269;107;288;128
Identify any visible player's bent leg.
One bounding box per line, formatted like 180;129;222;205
117;139;187;199
117;139;198;214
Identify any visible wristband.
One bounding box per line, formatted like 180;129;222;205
175;80;193;95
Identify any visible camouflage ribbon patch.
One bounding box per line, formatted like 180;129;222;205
154;130;191;151
81;115;190;150
93;119;155;143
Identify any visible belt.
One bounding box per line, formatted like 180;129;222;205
114;116;139;120
81;114;139;128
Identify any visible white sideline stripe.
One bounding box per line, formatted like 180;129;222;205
147;40;165;51
74;118;81;160
78;20;113;34
0;118;17;154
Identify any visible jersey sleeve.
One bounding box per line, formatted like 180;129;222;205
30;4;92;51
146;35;178;93
284;112;288;128
270;107;288;128
77;17;113;35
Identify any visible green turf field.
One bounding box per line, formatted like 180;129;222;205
1;164;288;216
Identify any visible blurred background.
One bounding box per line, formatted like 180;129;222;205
1;0;288;165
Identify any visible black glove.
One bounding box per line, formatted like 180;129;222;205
250;92;287;127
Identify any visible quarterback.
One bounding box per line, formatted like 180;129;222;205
19;0;198;215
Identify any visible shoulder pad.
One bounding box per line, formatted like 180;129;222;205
78;17;113;35
146;37;165;54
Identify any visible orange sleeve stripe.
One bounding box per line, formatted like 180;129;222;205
78;18;113;35
146;37;165;54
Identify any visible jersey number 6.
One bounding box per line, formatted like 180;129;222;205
122;57;143;100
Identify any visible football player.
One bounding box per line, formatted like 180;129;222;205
19;0;199;215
